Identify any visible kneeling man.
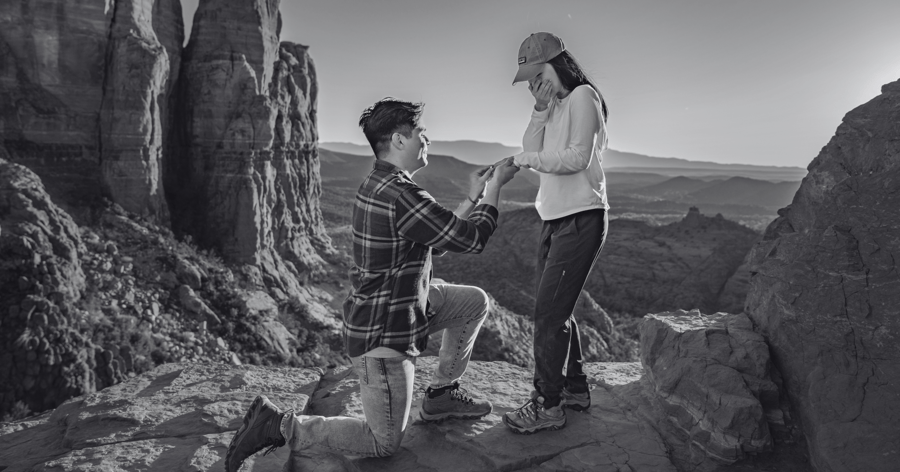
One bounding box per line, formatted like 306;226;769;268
226;98;519;469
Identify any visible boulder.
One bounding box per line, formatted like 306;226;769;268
175;257;204;289
237;290;279;319
253;320;296;362
746;78;900;471
638;310;779;470
177;285;221;326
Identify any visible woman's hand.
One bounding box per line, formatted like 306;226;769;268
529;79;554;111
468;165;495;201
491;157;520;186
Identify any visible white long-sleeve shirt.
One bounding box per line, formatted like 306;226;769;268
513;84;609;220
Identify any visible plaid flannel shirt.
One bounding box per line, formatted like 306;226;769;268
342;159;499;357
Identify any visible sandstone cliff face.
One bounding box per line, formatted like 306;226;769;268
169;0;331;294
0;0;182;218
99;0;183;221
746;79;900;471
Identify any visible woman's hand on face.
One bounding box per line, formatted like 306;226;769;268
529;79;553;110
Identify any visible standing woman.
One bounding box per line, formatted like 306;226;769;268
502;32;610;434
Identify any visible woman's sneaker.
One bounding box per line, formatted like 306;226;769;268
502;394;566;434
225;395;289;472
561;387;591;412
420;382;492;422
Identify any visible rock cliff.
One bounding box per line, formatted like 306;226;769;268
0;0;331;287
746;78;900;471
0;0;182;218
168;0;331;294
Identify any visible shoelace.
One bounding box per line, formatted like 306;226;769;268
449;386;475;404
262;409;292;456
262;442;279;456
512;398;541;421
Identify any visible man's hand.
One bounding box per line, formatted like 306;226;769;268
529;79;553;111
468;165;495;201
491;157;520;186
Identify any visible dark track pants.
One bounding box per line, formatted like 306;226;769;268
532;209;608;407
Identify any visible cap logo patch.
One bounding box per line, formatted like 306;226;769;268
518;56;526;65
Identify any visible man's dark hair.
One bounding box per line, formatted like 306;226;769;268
358;98;424;158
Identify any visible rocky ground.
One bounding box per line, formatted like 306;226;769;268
0;309;809;472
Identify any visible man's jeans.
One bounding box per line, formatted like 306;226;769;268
532;209;608;406
280;283;489;457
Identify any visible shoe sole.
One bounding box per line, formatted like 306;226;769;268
419;406;492;423
501;413;566;434
563;402;590;412
225;395;265;472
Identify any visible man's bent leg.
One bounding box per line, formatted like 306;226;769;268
282;355;416;457
426;283;489;387
419;284;492;422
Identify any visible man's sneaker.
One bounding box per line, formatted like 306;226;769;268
420;382;492;422
561;387;591;412
225;395;289;472
502;394;566;434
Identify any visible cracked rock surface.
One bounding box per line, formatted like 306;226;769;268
0;359;676;472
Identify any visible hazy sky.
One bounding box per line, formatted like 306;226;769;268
180;0;900;167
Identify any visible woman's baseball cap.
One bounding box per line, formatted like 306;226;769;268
512;32;565;85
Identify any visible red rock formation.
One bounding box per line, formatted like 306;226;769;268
170;0;331;295
0;0;182;218
747;79;900;471
100;0;183;221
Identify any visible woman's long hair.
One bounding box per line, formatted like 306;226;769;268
547;51;609;122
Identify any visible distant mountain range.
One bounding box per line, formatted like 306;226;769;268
320;141;807;181
318;148;799;232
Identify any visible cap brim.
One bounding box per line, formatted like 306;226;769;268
512;63;544;85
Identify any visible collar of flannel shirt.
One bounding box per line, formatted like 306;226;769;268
372;158;413;180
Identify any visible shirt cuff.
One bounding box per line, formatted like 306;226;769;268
513;152;533;168
531;105;550;120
